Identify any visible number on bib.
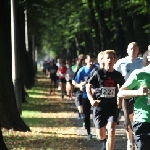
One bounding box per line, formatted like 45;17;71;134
101;87;116;98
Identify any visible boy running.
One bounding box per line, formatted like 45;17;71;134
86;50;125;150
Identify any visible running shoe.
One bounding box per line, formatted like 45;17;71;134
78;113;81;119
82;122;86;129
127;142;133;150
88;134;92;140
80;113;85;119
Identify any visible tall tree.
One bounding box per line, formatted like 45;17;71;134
0;0;30;131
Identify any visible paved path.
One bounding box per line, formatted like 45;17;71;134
68;100;128;150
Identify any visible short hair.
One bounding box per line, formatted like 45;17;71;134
103;50;117;59
143;50;150;66
78;54;84;59
98;51;104;58
85;53;95;59
62;60;66;64
127;42;139;49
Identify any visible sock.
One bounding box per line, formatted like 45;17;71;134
100;139;106;150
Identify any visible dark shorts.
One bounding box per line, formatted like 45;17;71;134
125;98;134;114
74;90;82;107
43;69;46;73
133;121;150;150
82;98;91;117
93;102;119;129
50;76;57;83
59;78;66;83
66;80;72;84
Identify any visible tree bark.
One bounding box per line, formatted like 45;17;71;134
87;0;101;52
0;0;30;131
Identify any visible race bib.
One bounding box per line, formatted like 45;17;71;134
101;87;116;98
51;69;56;74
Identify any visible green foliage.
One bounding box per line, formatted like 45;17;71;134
21;0;150;57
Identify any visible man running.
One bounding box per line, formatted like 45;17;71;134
114;42;143;150
74;53;97;139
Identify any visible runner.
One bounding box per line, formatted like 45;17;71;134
86;50;125;150
72;55;85;119
114;42;143;150
57;60;67;99
56;58;62;91
143;45;150;66
73;53;97;139
98;51;105;69
65;58;75;100
48;59;58;95
117;51;150;150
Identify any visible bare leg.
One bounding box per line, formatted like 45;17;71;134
66;82;71;98
96;126;107;150
126;113;133;150
106;122;117;150
78;105;83;113
61;82;66;99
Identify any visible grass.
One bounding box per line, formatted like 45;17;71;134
2;72;92;150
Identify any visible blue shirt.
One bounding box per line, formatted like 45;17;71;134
74;64;97;98
114;57;143;81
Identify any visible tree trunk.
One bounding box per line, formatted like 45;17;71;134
146;0;150;43
0;0;30;131
132;13;148;53
17;6;34;89
87;0;101;52
118;0;136;46
95;1;114;50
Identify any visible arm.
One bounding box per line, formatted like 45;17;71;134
118;87;132;131
86;83;101;106
117;84;123;108
117;85;148;98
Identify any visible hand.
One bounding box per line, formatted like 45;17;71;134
90;99;101;106
79;82;86;91
123;118;132;132
91;88;95;95
138;82;148;96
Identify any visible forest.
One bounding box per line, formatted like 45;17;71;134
0;0;150;131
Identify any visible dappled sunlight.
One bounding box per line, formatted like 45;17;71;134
29;94;50;99
30;127;77;136
27;90;49;94
3;72;94;149
22;111;76;119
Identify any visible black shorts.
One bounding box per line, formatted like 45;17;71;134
124;98;134;114
74;90;82;107
43;69;46;73
133;121;150;150
50;76;57;82
66;80;72;84
93;102;119;129
59;78;66;83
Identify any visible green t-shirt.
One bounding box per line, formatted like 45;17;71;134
71;64;81;72
122;65;150;123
